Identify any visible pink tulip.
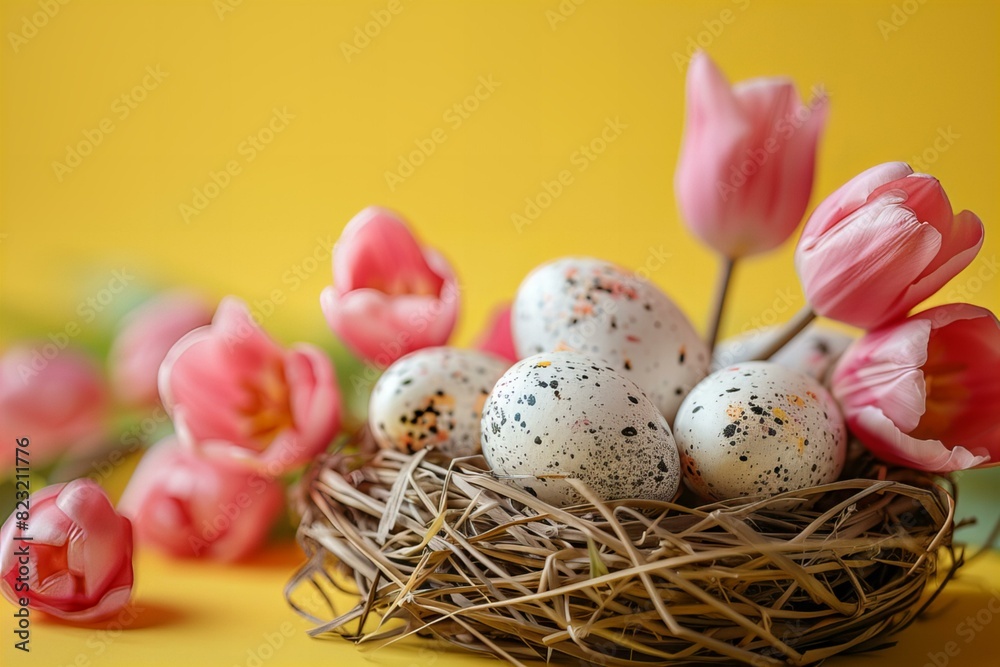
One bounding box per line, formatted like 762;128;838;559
675;52;828;258
1;348;108;474
118;437;284;561
831;304;1000;472
158;297;341;475
1;479;133;622
109;291;213;407
320;207;459;367
796;163;984;329
474;303;517;363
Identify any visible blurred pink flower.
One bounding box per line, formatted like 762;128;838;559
320;207;459;367
0;348;108;474
796;162;984;329
832;304;1000;472
675;52;827;258
118;437;283;561
109;291;213;407
158;297;341;475
1;479;133;622
474;303;517;363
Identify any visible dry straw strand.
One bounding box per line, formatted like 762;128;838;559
286;433;957;667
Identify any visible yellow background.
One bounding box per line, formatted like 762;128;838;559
1;0;999;665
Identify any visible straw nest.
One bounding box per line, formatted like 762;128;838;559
286;430;959;666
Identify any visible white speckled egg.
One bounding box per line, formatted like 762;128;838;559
481;351;681;506
369;347;510;458
673;361;846;501
512;257;709;424
712;325;855;380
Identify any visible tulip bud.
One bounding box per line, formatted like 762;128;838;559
0;479;133;622
795;162;984;329
118;437;285;561
1;348;108;474
108;291;213;407
675;52;828;258
320;207;459;367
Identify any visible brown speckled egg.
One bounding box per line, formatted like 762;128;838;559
674;361;846;501
369;347;510;458
481;351;680;507
512;257;709;424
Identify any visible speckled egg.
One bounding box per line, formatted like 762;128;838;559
712;325;855;380
481;351;681;506
369;347;510;458
512;257;709;424
673;361;846;501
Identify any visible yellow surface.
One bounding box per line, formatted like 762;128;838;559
2;0;1000;665
0;543;998;666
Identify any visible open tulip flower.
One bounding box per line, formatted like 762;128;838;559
796;162;984;330
158;297;341;476
675;51;828;259
320;206;459;368
0;479;133;622
119;437;285;561
832;304;1000;472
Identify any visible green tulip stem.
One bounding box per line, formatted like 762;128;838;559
752;306;818;361
706;257;736;351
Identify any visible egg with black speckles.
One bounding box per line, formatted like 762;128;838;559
511;257;709;424
481;350;681;506
369;347;510;458
673;361;846;501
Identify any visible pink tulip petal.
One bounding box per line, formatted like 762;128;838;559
119;437;283;561
158;297;341;474
834;304;1000;472
56;482;128;599
475;304;518;363
801;162;913;242
323;287;457;365
206;478;283;561
799;195;942;327
282;345;340;465
904;209;984;307
333;207;445;296
34;586;134;623
0;350;109;473
852;406;990;472
833;318;930;432
765;92;828;246
109;291;212;406
684;53;750;157
910;307;1000;447
1;481;132;620
323;208;459;366
676;54;827;258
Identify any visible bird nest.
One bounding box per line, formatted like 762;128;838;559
286;431;959;667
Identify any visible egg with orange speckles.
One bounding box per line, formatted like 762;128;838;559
369;347;510;458
511;257;709;424
673;361;846;501
481;351;681;507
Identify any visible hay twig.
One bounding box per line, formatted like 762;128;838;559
287;439;956;666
